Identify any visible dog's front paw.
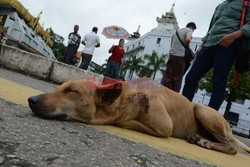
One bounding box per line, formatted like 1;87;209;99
187;133;202;144
197;139;212;149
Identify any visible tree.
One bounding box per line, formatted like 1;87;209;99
120;60;130;78
224;70;250;119
121;54;145;80
50;30;66;62
143;51;166;79
137;66;153;78
99;59;109;75
198;68;250;119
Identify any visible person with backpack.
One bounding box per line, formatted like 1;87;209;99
161;22;196;92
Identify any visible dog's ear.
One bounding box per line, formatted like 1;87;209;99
96;82;122;105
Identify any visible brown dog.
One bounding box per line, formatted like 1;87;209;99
28;78;250;155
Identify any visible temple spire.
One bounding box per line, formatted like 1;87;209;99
170;0;176;13
33;10;42;29
129;25;141;39
156;0;179;32
136;25;140;33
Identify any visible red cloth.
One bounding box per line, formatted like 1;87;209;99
110;46;124;62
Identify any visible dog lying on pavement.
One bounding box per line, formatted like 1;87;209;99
28;78;250;155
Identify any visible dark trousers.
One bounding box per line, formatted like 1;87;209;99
64;45;77;65
161;54;185;92
79;53;93;70
105;59;121;79
182;44;235;110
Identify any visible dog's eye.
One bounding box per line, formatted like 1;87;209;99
70;90;79;94
63;87;79;94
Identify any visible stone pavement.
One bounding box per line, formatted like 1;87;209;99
0;67;250;167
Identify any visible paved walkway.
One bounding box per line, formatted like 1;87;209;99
0;70;250;167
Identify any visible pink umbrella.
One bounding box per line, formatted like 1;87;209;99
102;25;129;39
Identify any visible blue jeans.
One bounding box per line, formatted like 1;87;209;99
182;44;235;110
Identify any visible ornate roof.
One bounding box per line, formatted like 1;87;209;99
156;2;177;24
130;25;141;39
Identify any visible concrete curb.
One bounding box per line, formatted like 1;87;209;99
0;44;104;83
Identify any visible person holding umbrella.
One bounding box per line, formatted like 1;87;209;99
101;25;129;81
105;39;125;79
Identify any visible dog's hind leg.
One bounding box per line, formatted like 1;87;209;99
187;133;237;155
192;104;238;155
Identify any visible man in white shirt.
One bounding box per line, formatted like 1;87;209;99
79;27;100;70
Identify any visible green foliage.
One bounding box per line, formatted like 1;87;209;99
143;51;166;79
99;59;108;75
198;68;250;101
114;51;167;80
121;54;145;79
50;30;66;62
198;68;250;118
233;71;250;99
137;66;153;78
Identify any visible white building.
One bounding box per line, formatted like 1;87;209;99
0;1;56;60
123;3;250;137
124;2;202;80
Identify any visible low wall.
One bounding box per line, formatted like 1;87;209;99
0;44;104;84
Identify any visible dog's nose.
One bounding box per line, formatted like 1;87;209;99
28;95;40;105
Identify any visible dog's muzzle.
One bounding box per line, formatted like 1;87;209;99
28;95;67;120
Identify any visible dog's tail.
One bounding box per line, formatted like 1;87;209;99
230;136;250;153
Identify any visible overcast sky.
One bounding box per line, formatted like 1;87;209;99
18;0;222;65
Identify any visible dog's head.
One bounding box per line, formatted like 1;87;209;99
28;80;122;122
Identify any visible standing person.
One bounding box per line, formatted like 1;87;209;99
105;39;125;79
79;27;100;70
64;25;81;65
182;0;250;111
161;22;197;92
